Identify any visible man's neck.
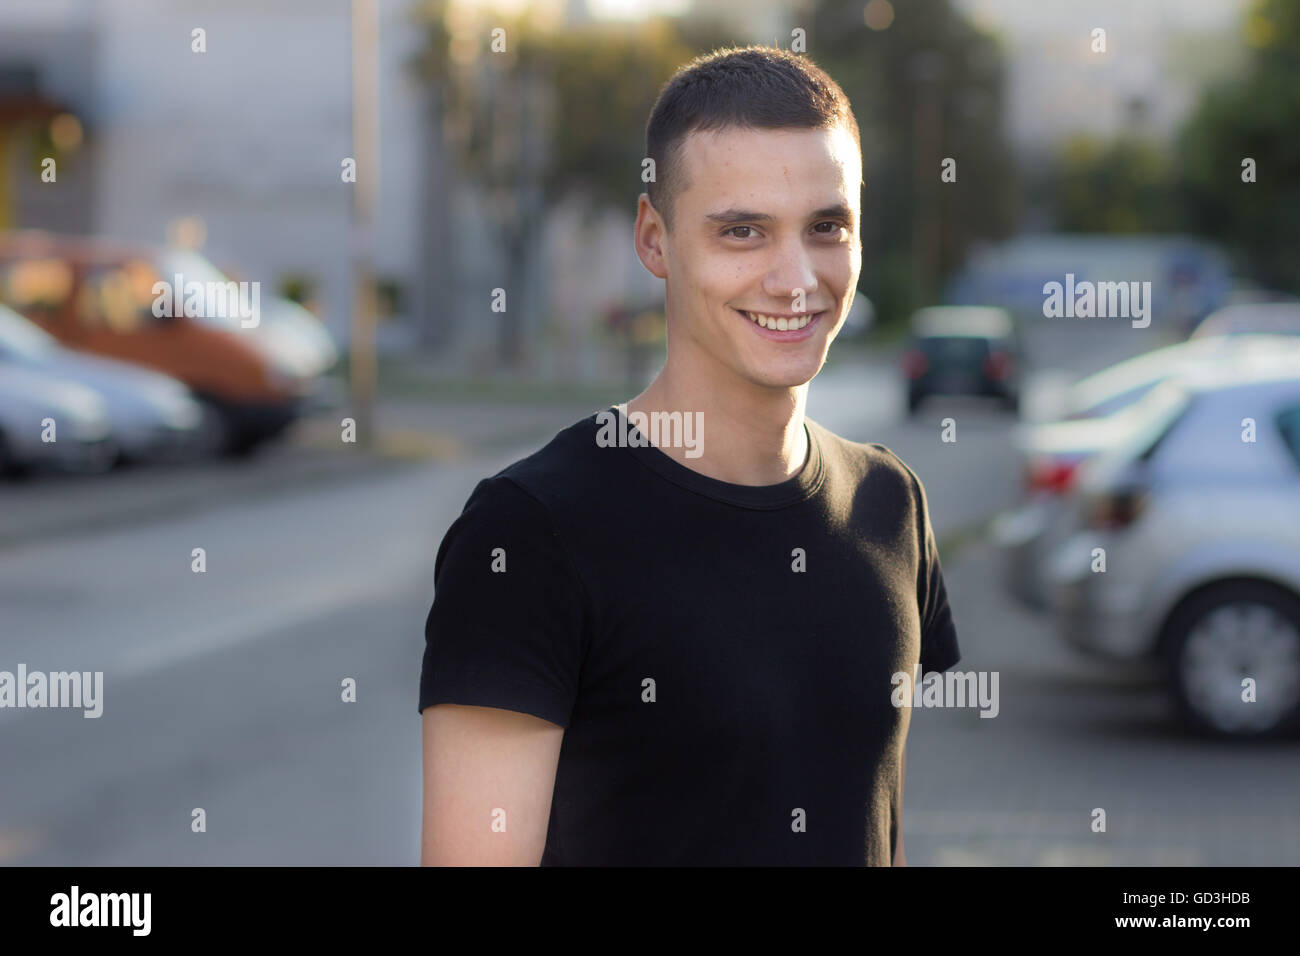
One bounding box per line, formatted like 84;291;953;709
624;365;809;487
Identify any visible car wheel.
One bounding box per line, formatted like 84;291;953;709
194;399;235;457
0;429;20;478
0;429;33;480
225;434;265;459
1165;582;1300;739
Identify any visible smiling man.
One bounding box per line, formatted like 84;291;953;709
420;46;960;866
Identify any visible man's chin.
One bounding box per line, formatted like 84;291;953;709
745;363;824;391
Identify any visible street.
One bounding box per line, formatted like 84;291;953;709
2;320;1297;865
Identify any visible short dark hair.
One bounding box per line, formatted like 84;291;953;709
644;46;862;231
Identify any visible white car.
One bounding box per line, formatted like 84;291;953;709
0;305;201;463
157;248;339;381
0;364;117;476
1063;333;1300;419
994;335;1300;610
1046;356;1300;738
1190;303;1300;340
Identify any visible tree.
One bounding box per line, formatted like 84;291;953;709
413;5;710;366
810;0;1021;320
1177;0;1300;291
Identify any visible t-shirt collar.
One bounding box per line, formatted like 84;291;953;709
598;403;826;510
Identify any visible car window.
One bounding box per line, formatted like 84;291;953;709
1082;382;1159;418
1111;382;1194;462
0;257;74;324
76;260;167;334
0;305;58;359
1277;404;1300;469
920;336;990;360
154;250;248;331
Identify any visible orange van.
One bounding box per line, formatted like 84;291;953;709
0;231;304;454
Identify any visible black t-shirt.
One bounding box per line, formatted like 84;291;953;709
419;406;960;865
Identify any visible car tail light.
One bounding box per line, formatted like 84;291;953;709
1085;487;1148;530
1026;457;1080;495
900;348;929;379
983;351;1013;380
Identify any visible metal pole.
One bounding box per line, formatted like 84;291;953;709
350;0;379;449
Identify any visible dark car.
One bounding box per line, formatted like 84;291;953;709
901;306;1022;414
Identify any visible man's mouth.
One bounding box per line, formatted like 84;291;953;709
736;309;823;332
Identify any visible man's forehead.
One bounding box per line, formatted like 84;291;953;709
677;125;861;208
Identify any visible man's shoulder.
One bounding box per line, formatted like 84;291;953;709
470;409;623;516
807;418;922;496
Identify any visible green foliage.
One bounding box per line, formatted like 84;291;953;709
534;18;705;212
413;0;1019;332
809;0;1021;306
1046;135;1180;233
1176;0;1300;291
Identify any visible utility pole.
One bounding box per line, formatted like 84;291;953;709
910;50;944;308
350;0;379;448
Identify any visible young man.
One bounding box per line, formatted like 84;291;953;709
420;46;960;866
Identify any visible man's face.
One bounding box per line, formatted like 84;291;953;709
638;124;862;391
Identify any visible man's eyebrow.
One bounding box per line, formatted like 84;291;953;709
704;208;775;225
811;203;855;222
704;204;856;225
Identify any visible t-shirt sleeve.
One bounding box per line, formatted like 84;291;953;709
418;475;586;728
911;470;961;674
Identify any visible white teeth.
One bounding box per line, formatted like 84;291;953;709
745;311;812;331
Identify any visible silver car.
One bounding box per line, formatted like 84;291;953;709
1045;357;1300;738
0;364;117;476
0;305;201;463
993;335;1300;610
1190;302;1300;340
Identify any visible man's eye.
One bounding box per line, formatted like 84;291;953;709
814;221;847;235
725;225;755;239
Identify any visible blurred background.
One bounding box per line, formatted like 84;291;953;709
1;0;1298;865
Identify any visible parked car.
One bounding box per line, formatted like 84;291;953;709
0;363;116;476
995;399;1172;610
0;304;200;464
900;306;1022;414
1190;303;1300;340
0;231;309;455
1044;358;1300;738
156;247;338;384
1062;334;1300;420
993;336;1300;610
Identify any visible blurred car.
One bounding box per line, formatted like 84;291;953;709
1190;303;1300;340
993;335;1300;610
1044;359;1300;738
995;398;1169;610
0;304;200;464
1061;334;1300;420
0;363;116;476
900;306;1021;414
0;231;309;455
156;247;339;386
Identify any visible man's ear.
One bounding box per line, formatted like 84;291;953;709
634;193;669;280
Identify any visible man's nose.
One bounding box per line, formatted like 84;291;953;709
762;240;819;307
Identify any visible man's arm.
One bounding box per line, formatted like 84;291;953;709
893;744;907;867
421;703;565;866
